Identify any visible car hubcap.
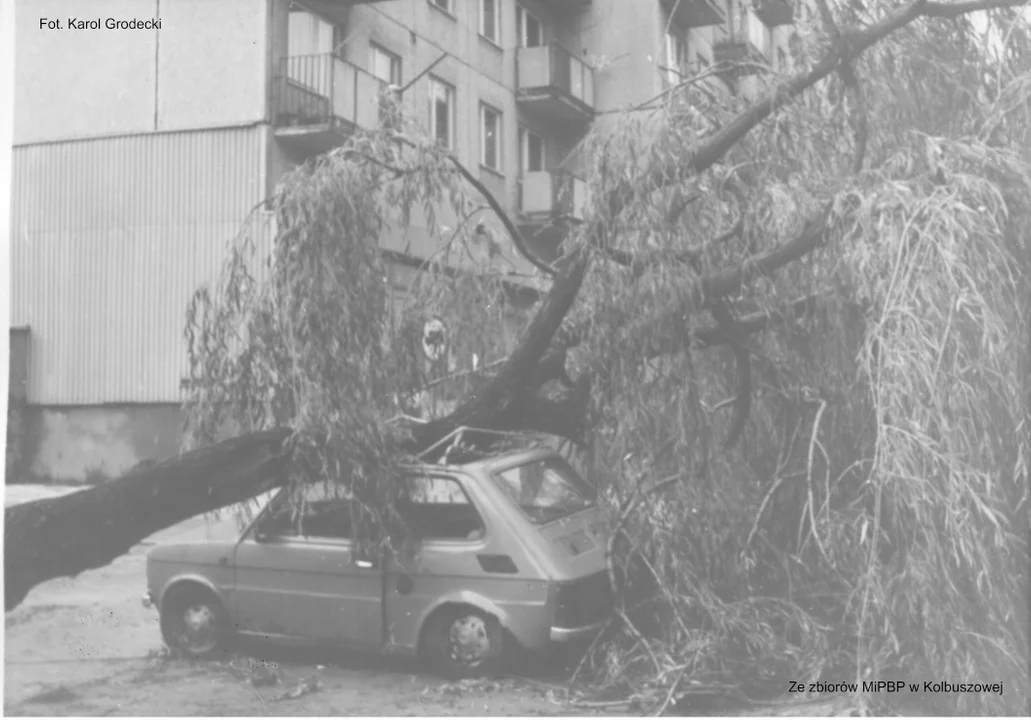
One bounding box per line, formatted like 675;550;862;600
447;615;490;667
178;604;218;654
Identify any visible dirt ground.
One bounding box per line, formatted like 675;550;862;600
3;485;861;717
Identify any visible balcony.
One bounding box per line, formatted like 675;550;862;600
661;0;725;28
752;0;794;26
518;170;589;263
516;43;595;125
272;54;389;156
520;170;589;222
714;12;769;80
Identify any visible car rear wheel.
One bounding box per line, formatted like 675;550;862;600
422;606;506;679
159;585;230;659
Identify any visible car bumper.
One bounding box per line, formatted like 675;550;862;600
549;619;607;643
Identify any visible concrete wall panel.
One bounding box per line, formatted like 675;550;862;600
28;404;184;481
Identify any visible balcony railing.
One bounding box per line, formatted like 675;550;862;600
661;0;725;28
516;43;595;120
520;170;589;221
273;54;387;139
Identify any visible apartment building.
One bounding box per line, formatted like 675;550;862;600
9;0;796;481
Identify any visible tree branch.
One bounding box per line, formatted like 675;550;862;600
665;0;1027;180
814;0;869;174
388;133;558;277
625;206;834;363
922;0;1029;17
444;154;558;277
407;251;590;448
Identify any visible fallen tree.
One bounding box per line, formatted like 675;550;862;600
6;0;1030;713
4;430;287;611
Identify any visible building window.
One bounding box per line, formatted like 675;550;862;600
480;104;502;172
369;44;402;85
288;9;341;57
519;127;544;173
480;0;499;43
428;0;453;15
664;31;687;86
516;5;543;47
429;76;455;149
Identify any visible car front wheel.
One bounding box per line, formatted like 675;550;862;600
423;606;506;679
159;585;230;659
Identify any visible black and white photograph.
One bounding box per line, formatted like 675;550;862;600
1;0;1029;716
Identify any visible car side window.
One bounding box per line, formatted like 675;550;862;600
398;475;484;541
260;482;353;541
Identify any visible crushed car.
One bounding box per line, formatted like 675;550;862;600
142;427;613;678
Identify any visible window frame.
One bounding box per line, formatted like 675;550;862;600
428;0;454;17
663;29;687;87
368;43;402;86
428;75;456;149
399;473;487;543
518;126;545;174
479;0;500;45
257;484;355;544
516;4;543;48
288;7;345;60
491;456;597;527
480;103;503;173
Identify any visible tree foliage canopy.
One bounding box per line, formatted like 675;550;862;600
179;0;1031;713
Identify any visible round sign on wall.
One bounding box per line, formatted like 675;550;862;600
422;318;447;361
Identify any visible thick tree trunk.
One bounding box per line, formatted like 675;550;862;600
4;430;289;611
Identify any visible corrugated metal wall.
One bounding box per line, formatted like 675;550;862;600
10;125;270;405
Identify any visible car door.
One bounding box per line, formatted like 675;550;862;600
382;472;515;651
232;482;383;648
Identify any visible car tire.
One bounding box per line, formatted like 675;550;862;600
422;606;506;680
159;585;231;660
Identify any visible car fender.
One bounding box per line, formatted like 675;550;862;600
158;572;228;610
417;589;546;650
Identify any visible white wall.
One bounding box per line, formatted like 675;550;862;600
156;0;268;131
15;0;268;144
15;0;159;143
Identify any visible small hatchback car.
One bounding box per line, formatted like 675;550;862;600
143;428;613;678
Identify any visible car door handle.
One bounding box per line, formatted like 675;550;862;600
355;560;374;568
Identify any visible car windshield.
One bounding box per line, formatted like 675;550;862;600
493;456;595;525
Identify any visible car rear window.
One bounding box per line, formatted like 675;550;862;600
397;475;485;541
493;457;595;526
